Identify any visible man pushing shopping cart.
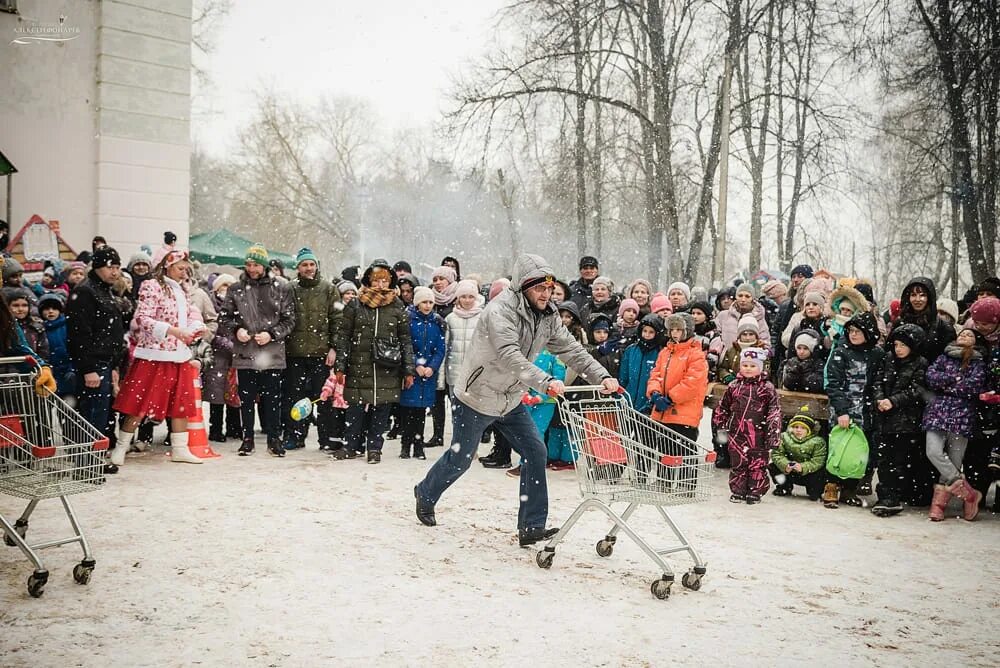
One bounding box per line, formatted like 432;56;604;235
413;254;618;546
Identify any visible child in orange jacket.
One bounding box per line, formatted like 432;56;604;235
647;312;709;442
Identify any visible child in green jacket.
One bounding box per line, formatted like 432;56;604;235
768;406;828;501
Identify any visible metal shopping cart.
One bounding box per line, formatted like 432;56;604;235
0;358;108;597
534;386;715;600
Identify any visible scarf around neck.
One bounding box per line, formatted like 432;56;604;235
451;302;483;319
358;286;398;308
433;281;458;307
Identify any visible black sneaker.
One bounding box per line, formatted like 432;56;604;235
103;463;119;475
482;458;513;469
238;438;254;457
518;527;560;547
872;497;903;517
413;446;426;461
267;438;285;458
367;451;381;464
772;486;791;497
425;436;444;448
729;494;745;503
328;448;349;460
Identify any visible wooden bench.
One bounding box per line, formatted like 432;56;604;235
704;382;828;419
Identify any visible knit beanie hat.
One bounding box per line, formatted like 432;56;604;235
969;296;1000;325
802;291;826;308
788;405;817;435
650;293;672;313
739;347;767;373
936;297;960;323
337;280;358;296
127;251;152;270
393;260;412;274
245;243;268;266
687;300;713;319
737;314;760;336
790;264;814;279
295;247;319;267
589;313;612;333
667;281;691;300
855;282;876;306
1;286;31;304
592;276;613;290
762;280;788;301
488;277;510;300
2;256;23;280
888;323;926;351
794;329;821;352
37;292;65;312
618;298;640;318
431;266;457;285
91;246;121;269
735;282;757;299
455;279;479;299
212;274;236;293
627;278;653;301
413;286;434;306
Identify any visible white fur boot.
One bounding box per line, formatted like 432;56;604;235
111;429;133;466
169;431;203;464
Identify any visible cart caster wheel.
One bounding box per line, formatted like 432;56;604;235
596;540;614;557
27;570;48;598
650;578;672;600
4;521;27;547
73;562;95;585
681;571;702;591
536;550;555;569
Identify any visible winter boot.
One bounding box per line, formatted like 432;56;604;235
729;494;745;503
425;435;444;448
928;484;951;521
111;429;134;467
413;443;426;460
169;432;203;464
208;404;226;442
856;472;874;496
988;447;1000;472
267;437;285;458
367;450;381;464
399;445;411;459
238;437;255;456
822;482;840;509
871;496;903;517
961;479;983;521
745;495;761;505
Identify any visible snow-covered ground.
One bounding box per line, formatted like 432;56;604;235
2;412;997;667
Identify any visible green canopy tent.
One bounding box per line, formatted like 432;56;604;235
189;228;295;267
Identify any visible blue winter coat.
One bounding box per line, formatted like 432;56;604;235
399;306;446;408
618;342;661;414
43;314;75;396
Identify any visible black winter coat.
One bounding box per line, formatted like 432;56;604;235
825;340;885;433
893;277;956;362
872;353;928;434
65;272;125;374
334;297;415;405
782;355;826;394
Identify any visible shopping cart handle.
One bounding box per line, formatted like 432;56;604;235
564;385;625;394
0;355;36;366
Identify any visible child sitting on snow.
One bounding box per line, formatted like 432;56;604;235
769;406;827;501
712;347;782;504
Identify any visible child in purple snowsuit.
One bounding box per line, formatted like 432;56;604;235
712;347;782;504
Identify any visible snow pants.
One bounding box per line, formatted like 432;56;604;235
876;432;936;505
768;463;825;500
729;442;770;498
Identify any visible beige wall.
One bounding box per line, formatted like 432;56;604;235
0;0;192;260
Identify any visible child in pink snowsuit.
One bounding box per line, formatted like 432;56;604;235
319;358;350;456
712;347;782;504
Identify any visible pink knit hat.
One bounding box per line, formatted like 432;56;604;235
455;279;479;299
488;277;510;300
970;296;1000;325
762;279;788;301
650;293;672;313
431;266;457;284
618;298;640;318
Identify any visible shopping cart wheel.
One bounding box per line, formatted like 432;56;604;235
650;578;672;600
27;570;49;598
4;519;28;547
595;539;615;557
535;549;555;569
681;571;702;591
73;559;96;585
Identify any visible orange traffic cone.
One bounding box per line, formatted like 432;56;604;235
185;364;220;459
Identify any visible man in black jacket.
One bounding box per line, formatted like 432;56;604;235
568;255;599;309
66;246;125;472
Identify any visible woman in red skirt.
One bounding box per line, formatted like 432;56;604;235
111;246;206;465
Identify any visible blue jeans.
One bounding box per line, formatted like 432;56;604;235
415;399;549;531
77;363;114;438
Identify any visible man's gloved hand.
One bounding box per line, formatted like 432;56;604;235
35;366;57;396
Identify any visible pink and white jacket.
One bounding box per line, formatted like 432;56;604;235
131;277;205;362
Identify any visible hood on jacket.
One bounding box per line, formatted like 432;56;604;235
588;312;613;334
512;254;555;291
828;285;870;319
637;312;666;348
888;322;926;353
844;311;879;347
687;300;713;319
361;258;398;289
664;312;695;342
900;276;938;321
557;300;582;325
714;287;735;312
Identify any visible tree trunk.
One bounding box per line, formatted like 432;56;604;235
572;0;588;256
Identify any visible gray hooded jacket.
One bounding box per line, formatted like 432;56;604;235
453;254;611;416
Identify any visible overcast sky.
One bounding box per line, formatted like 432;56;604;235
193;0;504;155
